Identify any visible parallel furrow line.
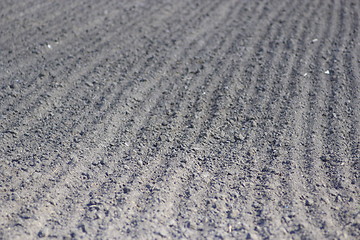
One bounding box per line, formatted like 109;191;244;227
0;0;46;24
0;0;226;234
0;0;85;40
62;0;246;235
0;0;193;220
0;0;158;114
0;0;129;59
0;1;176;134
301;0;348;237
104;0;306;237
183;0;323;238
342;1;360;187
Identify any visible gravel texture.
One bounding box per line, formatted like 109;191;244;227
0;0;359;239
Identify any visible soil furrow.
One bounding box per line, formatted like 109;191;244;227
239;0;340;237
0;0;211;202
342;1;360;188
126;0;312;237
54;0;270;236
0;0;47;24
1;1;232;238
299;0;356;238
0;0;89;45
111;0;308;238
184;0;324;238
320;1;359;237
0;0;180;194
0;0;134;65
1;0;358;239
0;0;168;116
0;0;215;209
57;1;250;237
0;0;192;226
103;1;268;237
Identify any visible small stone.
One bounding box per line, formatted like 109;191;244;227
324;70;330;75
305;199;314;206
155;228;168;237
123;187;131;194
85;81;93;87
246;233;259;240
320;155;329;162
227;209;240;219
47;44;52;49
234;134;245;141
6;130;17;135
335;195;343;202
38;231;45;238
251;120;257;127
320;197;330;204
311;39;318;43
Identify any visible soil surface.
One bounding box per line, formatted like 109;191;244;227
0;0;359;239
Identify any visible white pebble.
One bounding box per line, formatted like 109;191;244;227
47;44;52;49
324;70;330;75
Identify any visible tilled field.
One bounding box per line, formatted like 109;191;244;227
0;0;359;239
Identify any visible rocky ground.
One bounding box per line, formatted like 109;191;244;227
0;0;359;239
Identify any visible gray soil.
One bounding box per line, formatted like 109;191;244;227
0;0;359;239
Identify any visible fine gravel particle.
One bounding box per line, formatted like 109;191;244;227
311;38;318;43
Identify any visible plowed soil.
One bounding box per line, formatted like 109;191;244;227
0;0;359;239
